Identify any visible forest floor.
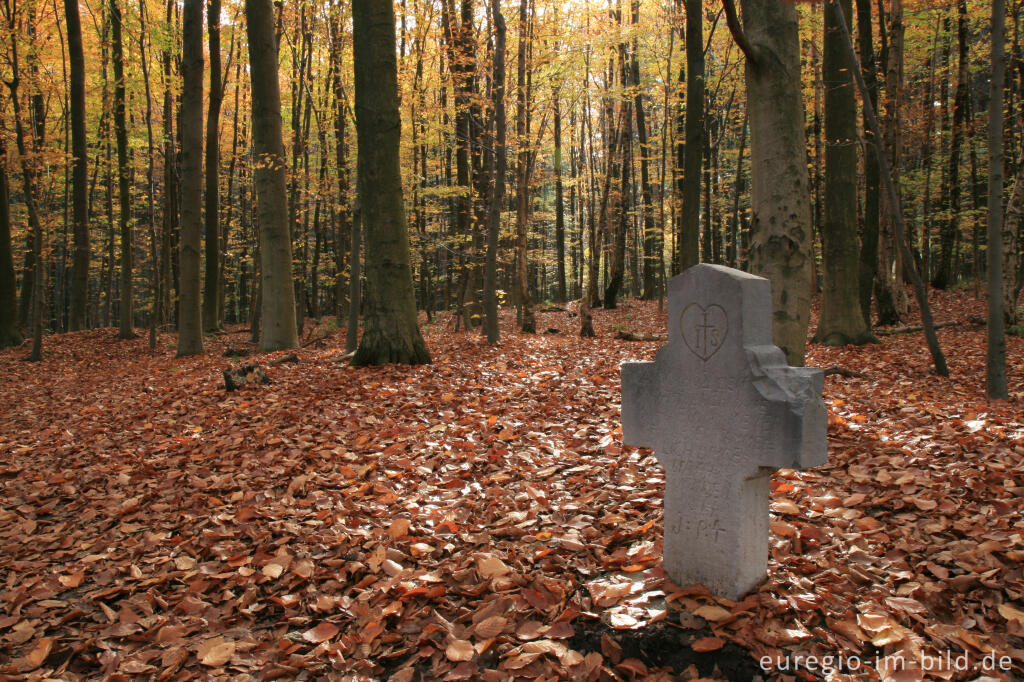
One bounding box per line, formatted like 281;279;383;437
0;287;1022;681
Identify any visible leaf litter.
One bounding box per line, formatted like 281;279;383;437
0;290;1021;680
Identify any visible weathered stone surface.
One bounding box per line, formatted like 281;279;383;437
621;264;826;599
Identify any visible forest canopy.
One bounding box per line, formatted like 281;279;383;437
0;0;1017;374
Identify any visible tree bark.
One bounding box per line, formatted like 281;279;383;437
160;0;175;328
874;0;903;324
7;77;44;360
731;0;815;365
203;0;222;332
855;0;879;326
554;92;567;303
1003;148;1024;325
830;0;948;376
514;0;535;332
484;0;506;344
350;0;430;365
988;0;1008;398
138;0;159;348
329;0;351;328
634;0;658;299
65;0;89;331
110;0;134;338
177;0;204;355
680;0;703;271
815;0;874;345
0;127;21;348
934;1;968;290
246;0;299;350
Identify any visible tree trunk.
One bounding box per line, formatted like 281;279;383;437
329;0;351;327
605;38;631;311
484;0;506;344
177;0;204;355
634;0;658;299
934;1;968;290
1003;148;1024;325
855;0;879;326
138;0;159;348
110;0;134;338
513;0;535;332
7;75;44;360
988;0;1008;399
160;0;175;328
246;0;298;350
680;0;702;271
829;0;948;376
729;111;747;268
815;0;873;345
730;0;815;365
874;0;903;324
350;0;430;365
554;92;567;303
66;0;89;332
0;129;21;348
203;0;222;332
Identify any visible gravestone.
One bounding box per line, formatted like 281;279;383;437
621;264;826;600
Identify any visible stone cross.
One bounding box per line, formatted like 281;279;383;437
621;264;826;600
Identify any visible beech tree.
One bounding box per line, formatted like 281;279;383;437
726;0;814;364
65;0;88;332
814;0;873;346
246;0;299;351
203;0;223;332
350;0;429;365
177;0;204;356
0;129;19;348
0;0;1015;358
484;0;507;344
987;0;1007;399
679;0;702;273
111;0;134;338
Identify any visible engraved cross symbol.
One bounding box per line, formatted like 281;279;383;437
680;302;728;361
696;310;715;356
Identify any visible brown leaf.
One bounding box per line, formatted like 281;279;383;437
474;615;508;639
691;636;724;653
445;638;474;662
196;637;235;667
692;605;731;622
388;518;412;538
25;637;53;669
303;622;340;644
58;571;85;588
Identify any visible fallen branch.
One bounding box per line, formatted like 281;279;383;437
301;332;331;348
269;352;299;366
877;318;981;336
823;366;869;379
615;331;667;342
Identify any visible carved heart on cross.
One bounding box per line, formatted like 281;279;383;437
680;302;728;361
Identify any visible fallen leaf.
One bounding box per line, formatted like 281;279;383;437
445;638;474;662
196;637;235;667
302;622;340;644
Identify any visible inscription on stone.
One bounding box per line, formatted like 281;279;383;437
680;302;728;361
621;264;827;599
